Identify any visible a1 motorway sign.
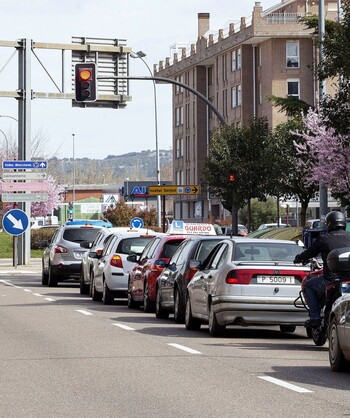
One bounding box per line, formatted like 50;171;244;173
2;160;48;170
2;209;29;236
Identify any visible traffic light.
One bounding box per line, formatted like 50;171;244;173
229;173;236;183
75;63;97;102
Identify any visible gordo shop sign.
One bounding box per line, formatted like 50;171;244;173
167;220;217;235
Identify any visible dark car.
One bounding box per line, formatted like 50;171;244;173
155;235;224;323
329;288;350;372
128;235;187;312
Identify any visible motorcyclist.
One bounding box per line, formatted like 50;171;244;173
294;211;350;329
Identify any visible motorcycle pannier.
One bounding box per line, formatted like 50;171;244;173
327;247;350;272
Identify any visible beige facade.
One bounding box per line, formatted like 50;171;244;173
154;0;340;222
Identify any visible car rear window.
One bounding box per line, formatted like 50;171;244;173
116;237;154;255
62;228;101;243
234;242;302;262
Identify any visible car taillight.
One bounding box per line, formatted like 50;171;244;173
96;248;103;256
110;255;123;268
225;269;254;284
54;245;68;254
184;266;199;281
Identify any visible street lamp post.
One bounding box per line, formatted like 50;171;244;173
130;51;161;228
72;133;75;220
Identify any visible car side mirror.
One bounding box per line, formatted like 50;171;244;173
189;259;202;270
127;254;138;263
155;259;166;269
89;251;100;259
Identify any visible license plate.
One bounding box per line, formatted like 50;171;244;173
257;275;295;284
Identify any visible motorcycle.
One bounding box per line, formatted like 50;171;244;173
294;249;350;346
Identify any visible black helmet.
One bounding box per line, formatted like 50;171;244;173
325;211;346;232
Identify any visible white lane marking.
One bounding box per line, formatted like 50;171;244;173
23;289;32;292
258;376;313;393
44;298;56;302
76;309;94;316
33;293;43;297
0;280;21;288
167;343;202;355
112;323;135;331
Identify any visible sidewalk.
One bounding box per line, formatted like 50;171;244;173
0;258;42;271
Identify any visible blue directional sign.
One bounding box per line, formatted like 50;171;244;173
2;160;48;170
2;209;29;236
130;217;144;229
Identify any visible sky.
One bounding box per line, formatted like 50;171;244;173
0;0;278;160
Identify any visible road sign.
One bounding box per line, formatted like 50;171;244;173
1;193;48;202
130;217;144;229
2;209;29;236
2;172;47;180
148;185;200;195
2;160;48;170
1;181;49;192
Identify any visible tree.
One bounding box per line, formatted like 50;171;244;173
294;109;350;207
203;118;275;230
272;119;319;226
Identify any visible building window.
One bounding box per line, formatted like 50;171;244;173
216;58;219;84
259;83;262;104
176;138;183;158
231;48;241;71
223;89;228;117
175;75;183;94
208;67;213;86
286;41;299;68
231;86;237;108
175;106;183;126
223;54;228;81
287;79;300;98
237;85;241;106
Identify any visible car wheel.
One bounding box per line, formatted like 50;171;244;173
208;303;225;336
143;283;155;313
174;287;185;324
41;260;48;286
185;296;201;331
103;280;115;305
91;274;102;302
329;317;350;372
127;280;140;309
280;325;296;333
48;266;58;287
80;268;89;295
155;286;169;319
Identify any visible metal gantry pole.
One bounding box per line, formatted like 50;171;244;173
17;38;32;265
318;0;328;225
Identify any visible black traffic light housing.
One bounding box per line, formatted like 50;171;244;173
75;63;97;102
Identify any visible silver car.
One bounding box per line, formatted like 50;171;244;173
90;230;161;304
185;238;310;336
41;224;103;287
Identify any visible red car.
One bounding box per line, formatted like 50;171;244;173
128;235;187;312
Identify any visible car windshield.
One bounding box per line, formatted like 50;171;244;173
234;242;302;262
62;228;101;243
116;237;154;255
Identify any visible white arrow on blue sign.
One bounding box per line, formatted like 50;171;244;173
130;217;144;229
2;209;29;236
2;160;48;170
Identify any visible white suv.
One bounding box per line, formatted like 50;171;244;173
90;230;161;304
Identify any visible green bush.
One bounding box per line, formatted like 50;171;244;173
31;227;58;250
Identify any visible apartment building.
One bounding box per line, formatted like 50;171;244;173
154;0;340;223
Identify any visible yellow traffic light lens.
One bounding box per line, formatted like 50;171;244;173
79;69;92;81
